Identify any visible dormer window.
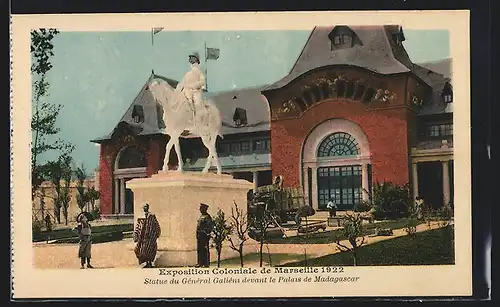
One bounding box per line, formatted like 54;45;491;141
233;108;247;127
441;82;453;103
328;26;362;50
132;105;145;123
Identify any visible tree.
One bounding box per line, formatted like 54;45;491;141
227;201;249;267
334;213;367;266
249;205;274;267
75;165;88;212
87;187;100;212
31;28;74;200
212;209;232;268
44;154;72;224
59;155;73;225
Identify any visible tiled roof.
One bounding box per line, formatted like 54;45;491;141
91;73;177;143
264;25;413;91
206;85;270;135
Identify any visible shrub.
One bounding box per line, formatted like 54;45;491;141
90;207;100;221
405;198;420;236
353;200;372;213
32;220;43;240
371;181;412;220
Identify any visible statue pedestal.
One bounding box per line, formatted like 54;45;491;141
126;171;253;267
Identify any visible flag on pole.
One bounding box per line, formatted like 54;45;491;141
153;27;164;35
206;47;220;60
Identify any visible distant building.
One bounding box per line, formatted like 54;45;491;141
91;25;453;218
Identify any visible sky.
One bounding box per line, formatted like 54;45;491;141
36;28;450;172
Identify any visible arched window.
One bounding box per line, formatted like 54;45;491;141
317;132;360;157
117;146;147;169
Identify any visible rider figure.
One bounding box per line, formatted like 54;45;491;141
176;52;206;124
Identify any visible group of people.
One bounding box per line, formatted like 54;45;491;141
74;202;214;269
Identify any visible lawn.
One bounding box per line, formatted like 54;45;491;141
212;253;305;267
267;218;412;244
282;226;455;267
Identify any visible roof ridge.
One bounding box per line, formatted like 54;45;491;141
416;57;452;65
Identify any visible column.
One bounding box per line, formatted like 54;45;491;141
120;179;126;214
361;164;369;201
311;167;318;210
252;171;258;192
412;163;419;198
442;161;450;206
303;168;310;206
114;179;120;214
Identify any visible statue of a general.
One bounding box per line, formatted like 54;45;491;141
148;52;223;175
176;52;206;123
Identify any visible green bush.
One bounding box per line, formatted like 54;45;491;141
353;200;372;212
371;181;412;220
32;220;44;240
90;207;100;221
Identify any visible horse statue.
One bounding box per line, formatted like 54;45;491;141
147;77;223;175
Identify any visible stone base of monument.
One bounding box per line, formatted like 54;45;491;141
126;171;254;268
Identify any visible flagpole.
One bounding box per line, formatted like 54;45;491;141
151;28;154;75
204;41;208;92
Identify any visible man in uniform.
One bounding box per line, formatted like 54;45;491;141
196;203;214;268
133;203;162;268
176;52;206;124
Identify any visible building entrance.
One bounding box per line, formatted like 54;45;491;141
317;165;362;210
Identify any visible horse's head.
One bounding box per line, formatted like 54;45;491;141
147;78;173;104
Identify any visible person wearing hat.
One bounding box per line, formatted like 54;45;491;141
133;203;162;268
196;203;214;268
175;52;206;124
75;212;93;269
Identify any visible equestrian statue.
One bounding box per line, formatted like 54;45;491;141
148;52;223;175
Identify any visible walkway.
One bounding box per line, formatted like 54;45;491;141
33;221;448;269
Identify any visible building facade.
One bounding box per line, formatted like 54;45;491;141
91;25;453;218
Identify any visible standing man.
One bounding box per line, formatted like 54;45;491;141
44;213;52;232
133;203;162;268
176;52;206;123
196;203;214;268
327;198;337;217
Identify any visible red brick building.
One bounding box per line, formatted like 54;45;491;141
91;25;453;217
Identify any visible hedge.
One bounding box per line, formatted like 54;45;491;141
33;223;133;242
52;231;124;244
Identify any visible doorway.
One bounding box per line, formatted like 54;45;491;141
417;161;443;209
317;165;362;210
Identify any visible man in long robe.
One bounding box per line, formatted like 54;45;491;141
134;203;161;268
196;203;213;268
